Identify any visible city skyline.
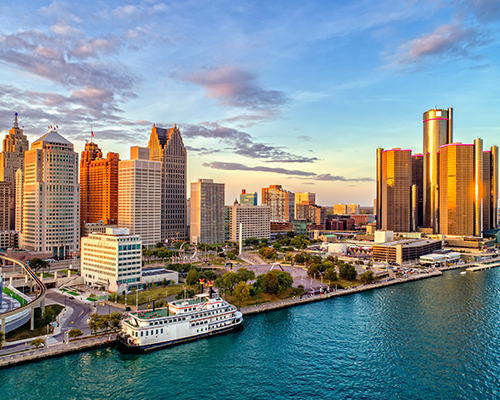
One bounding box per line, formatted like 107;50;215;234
1;1;500;205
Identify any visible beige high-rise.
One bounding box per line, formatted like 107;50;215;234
21;130;80;258
0;113;29;229
261;185;295;222
190;179;225;245
227;204;270;243
118;155;161;247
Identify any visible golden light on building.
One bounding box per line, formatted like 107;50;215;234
423;107;453;231
376;148;412;232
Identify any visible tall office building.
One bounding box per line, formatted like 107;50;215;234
423;107;453;231
80;141;119;226
240;189;257;205
21;130;80;258
376;148;412;232
190;179;225;244
227;203;270;242
295;192;316;218
439;140;498;236
411;154;424;229
0;182;10;230
0;113;29;229
148;124;187;241
261;185;295;222
15;169;23;232
118;155;161;247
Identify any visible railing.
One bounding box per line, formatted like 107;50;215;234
0;256;46;319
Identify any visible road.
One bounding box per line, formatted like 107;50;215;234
0;289;122;356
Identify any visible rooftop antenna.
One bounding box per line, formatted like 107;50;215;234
14;112;19;128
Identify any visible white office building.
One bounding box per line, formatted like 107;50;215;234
227;204;271;242
81;228;142;293
118;156;161;247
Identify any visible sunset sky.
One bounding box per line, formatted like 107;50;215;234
1;0;500;205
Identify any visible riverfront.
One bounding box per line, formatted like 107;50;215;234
2;268;500;399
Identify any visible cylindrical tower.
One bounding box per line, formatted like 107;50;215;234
491;146;499;229
474;138;483;237
376;147;383;229
423;107;453;232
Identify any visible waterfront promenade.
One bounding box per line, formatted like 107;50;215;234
0;333;116;369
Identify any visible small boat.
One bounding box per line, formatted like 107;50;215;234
460;271;466;275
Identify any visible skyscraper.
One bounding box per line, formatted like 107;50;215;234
0;182;10;231
148;124;187;241
376;148;412;232
190;179;225;245
411;154;424;229
423;107;453;231
118;154;161;247
439;140;498;236
0;113;29;229
261;185;295;222
80;141;119;226
21;130;80;258
240;189;257;205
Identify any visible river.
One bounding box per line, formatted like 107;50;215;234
2;268;500;399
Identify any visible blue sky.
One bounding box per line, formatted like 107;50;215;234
1;0;500;206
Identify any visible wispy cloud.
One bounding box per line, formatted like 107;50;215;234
203;161;373;182
182;122;317;163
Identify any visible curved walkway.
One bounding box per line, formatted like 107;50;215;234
0;256;47;332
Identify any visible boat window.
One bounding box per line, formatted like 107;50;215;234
161;329;163;334
156;329;158;335
146;331;148;336
141;332;143;337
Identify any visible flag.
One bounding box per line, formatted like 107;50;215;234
91;130;94;138
107;279;110;287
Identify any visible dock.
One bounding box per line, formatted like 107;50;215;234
466;261;500;272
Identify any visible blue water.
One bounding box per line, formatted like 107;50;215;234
2;269;500;399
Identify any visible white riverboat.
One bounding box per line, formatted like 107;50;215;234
118;293;243;351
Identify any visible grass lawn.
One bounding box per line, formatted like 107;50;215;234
6;304;64;342
36;272;54;278
111;284;185;306
225;287;304;308
59;269;79;275
66;291;80;296
2;287;28;306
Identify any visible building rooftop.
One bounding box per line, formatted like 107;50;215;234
33;130;72;145
142;268;175;277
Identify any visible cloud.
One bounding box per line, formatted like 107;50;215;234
71;37;120;58
181;66;288;111
459;0;500;22
385;21;490;68
203;162;373;182
50;23;82;36
112;5;137;19
182;122;317;163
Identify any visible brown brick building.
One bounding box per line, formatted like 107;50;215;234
80;142;119;226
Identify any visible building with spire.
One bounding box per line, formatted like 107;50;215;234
21;129;80;258
0;113;29;230
80;138;119;227
148;124;187;241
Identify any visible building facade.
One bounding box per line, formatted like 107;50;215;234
376;148;412;232
240;189;257;205
0;113;29;230
261;185;295;222
411;154;424;230
190;179;225;244
148;124;187;241
296;203;326;228
81;228;142;293
423;108;453;231
227;204;270;242
80;141;119;226
347;204;360;215
118;158;161;247
21;130;80;258
0;182;10;231
333;204;347;215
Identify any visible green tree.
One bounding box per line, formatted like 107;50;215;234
262;271;279;295
291;235;311;249
339;263;357;280
359;270;375;284
237;268;255;283
273;242;281;252
319;260;334;272
287;231;295;238
234;281;251;303
307;264;319;278
68;328;83;341
260;238;269;245
41;306;58;325
0;331;4;349
244;237;259;246
259;247;277;259
29;258;50;273
222;272;240;294
98;314;110;332
88;313;101;335
324;268;339;282
109;312;123;331
156;242;164;248
275;271;293;293
203;270;217;281
161;278;168;287
31;338;46;348
186;269;200;286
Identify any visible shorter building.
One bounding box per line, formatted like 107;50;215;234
270;221;293;233
240;189;257;206
292;219;307;236
190;179;225;245
374;230;394;243
81;221;118;238
81;228;142;293
347;204;360;215
372;239;442;264
420;252;461;266
333;204;347;215
296;204;326;228
0;230;18;249
141;267;178;287
318;234;337;243
226;203;270;242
